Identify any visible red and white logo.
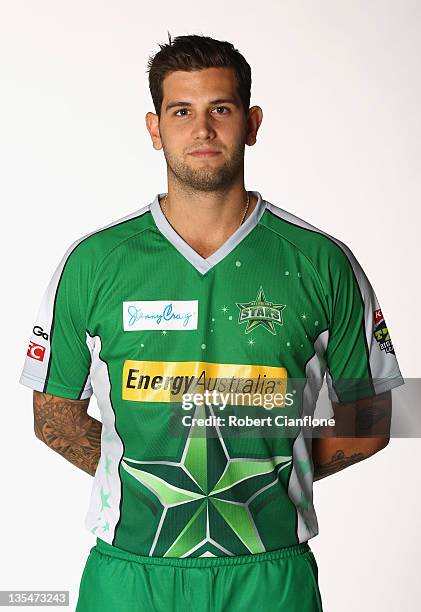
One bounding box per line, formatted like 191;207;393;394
27;341;46;361
374;308;384;324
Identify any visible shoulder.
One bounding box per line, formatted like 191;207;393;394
261;198;361;275
58;200;155;271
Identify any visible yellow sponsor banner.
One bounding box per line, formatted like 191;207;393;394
122;360;288;407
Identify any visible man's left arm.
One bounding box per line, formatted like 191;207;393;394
312;390;392;481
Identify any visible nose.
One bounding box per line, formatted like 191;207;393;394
191;111;217;140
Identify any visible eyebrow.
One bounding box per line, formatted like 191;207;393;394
165;97;239;112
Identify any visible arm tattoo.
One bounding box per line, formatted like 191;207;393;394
355;405;388;433
313;392;392;481
331;390;392;438
33;391;102;476
354;391;392;437
313;449;365;481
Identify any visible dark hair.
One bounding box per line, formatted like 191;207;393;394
146;33;252;118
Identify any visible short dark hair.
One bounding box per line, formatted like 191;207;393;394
146;33;252;118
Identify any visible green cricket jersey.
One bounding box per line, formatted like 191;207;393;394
20;190;404;558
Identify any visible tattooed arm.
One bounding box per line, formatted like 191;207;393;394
33;390;102;477
312;390;392;481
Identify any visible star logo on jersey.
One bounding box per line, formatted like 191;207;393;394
121;403;291;558
236;286;286;335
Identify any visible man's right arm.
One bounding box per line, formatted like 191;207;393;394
33;390;102;477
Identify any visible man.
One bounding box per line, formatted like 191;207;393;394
19;34;404;611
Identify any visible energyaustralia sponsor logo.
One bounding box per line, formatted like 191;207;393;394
122;360;288;406
122;300;198;331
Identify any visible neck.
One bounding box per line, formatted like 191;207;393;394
159;182;258;259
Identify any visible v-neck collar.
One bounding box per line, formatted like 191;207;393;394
149;190;267;275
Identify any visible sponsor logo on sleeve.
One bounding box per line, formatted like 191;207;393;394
373;308;395;355
27;341;46;361
32;325;49;341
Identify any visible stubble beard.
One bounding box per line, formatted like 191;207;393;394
161;140;246;193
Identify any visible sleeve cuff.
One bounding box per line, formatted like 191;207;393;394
19;371;93;400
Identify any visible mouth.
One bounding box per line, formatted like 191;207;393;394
189;149;221;158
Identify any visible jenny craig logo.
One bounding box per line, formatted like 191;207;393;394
123;300;198;331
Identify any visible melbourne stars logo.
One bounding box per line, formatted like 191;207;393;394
236;286;286;335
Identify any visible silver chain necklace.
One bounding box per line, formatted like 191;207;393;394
161;192;250;228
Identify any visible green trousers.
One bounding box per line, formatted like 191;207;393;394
75;537;323;611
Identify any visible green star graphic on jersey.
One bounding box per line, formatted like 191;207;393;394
298;459;312;477
121;403;292;558
105;453;111;475
299;492;310;513
100;487;111;512
236;286;286;335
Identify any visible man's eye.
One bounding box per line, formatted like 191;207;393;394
212;106;229;114
174;109;190;116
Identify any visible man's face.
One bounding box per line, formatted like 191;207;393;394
147;67;258;192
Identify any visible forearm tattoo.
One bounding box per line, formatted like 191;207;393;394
33;391;102;476
313;392;392;481
313;449;365;481
355;400;390;435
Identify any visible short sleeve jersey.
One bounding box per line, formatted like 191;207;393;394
19;191;404;558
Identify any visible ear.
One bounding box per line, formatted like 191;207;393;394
145;112;163;150
245;106;263;146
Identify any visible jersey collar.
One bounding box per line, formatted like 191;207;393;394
149;190;267;275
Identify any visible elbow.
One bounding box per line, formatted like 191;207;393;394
34;421;44;442
370;436;390;455
379;436;390;449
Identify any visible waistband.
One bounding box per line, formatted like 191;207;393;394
94;537;310;568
